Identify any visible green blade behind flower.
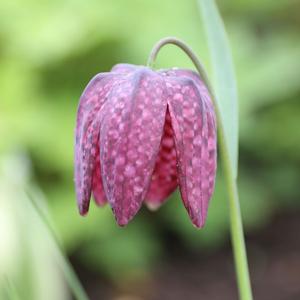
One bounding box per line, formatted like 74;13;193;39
197;0;238;179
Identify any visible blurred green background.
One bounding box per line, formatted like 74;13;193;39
1;0;300;299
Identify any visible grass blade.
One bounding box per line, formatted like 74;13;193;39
198;0;238;178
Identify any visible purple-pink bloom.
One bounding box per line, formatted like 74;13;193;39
75;64;217;228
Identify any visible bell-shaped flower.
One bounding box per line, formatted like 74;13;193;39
75;64;217;228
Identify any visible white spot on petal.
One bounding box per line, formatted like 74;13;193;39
173;93;183;101
134;186;143;195
115;156;125;166
194;135;202;146
124;165;136;177
192;157;201;166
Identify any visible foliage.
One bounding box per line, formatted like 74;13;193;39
1;0;300;290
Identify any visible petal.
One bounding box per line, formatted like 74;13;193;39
75;73;119;215
166;76;217;228
99;68;168;226
160;68;214;110
145;109;178;210
92;149;106;206
111;63;139;74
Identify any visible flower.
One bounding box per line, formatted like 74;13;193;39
75;63;217;228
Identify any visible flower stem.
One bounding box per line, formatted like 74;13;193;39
147;37;253;300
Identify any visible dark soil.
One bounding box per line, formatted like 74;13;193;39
73;210;300;300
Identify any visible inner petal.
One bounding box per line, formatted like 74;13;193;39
92;145;106;206
145;109;178;209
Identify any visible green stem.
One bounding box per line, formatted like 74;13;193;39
147;37;253;300
27;191;90;300
219;128;253;300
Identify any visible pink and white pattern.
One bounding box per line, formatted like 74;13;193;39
75;64;217;228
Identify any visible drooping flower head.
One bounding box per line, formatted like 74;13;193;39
75;63;217;228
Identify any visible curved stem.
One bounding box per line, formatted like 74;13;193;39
148;37;253;300
148;37;212;92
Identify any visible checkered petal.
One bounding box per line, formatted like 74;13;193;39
166;75;217;228
75;73;119;214
145;109;178;209
99;69;168;225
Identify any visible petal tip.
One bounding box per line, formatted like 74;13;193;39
77;193;90;216
78;207;89;216
93;192;107;207
192;218;206;229
190;210;208;229
115;216;130;227
145;201;161;211
112;208;134;227
94;200;107;207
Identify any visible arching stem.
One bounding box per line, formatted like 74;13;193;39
147;37;213;95
148;37;253;300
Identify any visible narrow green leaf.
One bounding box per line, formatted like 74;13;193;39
197;0;239;179
27;190;90;300
2;278;22;300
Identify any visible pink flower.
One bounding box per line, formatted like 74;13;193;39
75;64;217;228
